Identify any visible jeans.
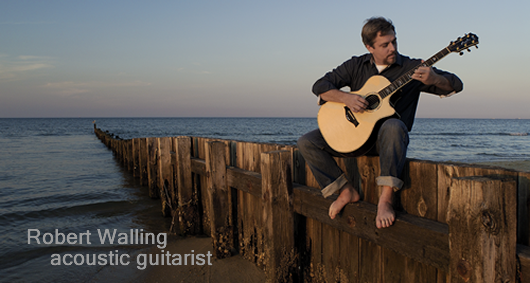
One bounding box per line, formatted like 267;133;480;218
297;118;409;197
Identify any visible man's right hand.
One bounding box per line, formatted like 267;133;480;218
320;89;368;113
343;93;368;113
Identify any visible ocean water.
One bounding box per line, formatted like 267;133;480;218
92;117;530;163
0;117;529;282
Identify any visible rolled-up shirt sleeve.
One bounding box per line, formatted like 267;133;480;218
312;55;374;105
420;67;463;98
312;57;359;104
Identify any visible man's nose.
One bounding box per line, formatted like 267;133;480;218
389;42;396;52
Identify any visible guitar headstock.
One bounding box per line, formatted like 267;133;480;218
448;33;479;55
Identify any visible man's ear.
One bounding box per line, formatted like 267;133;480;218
365;44;374;54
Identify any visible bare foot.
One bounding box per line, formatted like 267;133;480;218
329;184;360;219
376;186;395;229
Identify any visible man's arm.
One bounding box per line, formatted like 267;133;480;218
412;66;457;92
319;89;369;113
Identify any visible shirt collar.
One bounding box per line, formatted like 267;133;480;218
365;53;403;67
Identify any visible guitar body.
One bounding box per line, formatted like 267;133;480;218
317;75;396;154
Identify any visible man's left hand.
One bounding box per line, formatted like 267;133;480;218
412;66;439;85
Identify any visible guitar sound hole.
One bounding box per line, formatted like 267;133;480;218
365;95;380;110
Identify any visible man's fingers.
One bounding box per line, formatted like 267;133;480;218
355;95;368;107
345;94;368;113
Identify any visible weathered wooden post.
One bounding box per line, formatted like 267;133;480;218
447;176;517;282
122;140;128;168
115;139;121;162
140;138;148;186
132;138;139;178
117;139;122;163
127;139;133;172
158;137;173;216
147;138;159;199
261;150;299;283
516;171;530;247
174;136;200;235
206;141;235;258
115;138;120;160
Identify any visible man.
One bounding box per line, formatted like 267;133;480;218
297;17;463;228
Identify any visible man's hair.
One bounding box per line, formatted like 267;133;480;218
361;17;395;47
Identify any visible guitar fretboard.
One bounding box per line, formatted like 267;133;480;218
379;48;452;99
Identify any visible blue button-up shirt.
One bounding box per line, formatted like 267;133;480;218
312;53;463;131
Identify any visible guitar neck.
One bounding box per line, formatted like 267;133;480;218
379;47;452;99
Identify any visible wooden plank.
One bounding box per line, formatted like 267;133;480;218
321;223;340;282
195;138;211;237
403;255;438;283
401;159;438;220
228;140;239;260
356;155;381;283
190;157;206;175
475;166;527;247
118;139;123;162
236;141;263;265
140;138;148;186
359;238;381;283
227;166;261;197
261;150;299;282
338;230;359;283
293;184;449;272
175;136;200;235
206;141;234;258
436;161;479;281
127;139;133;172
132;138;139;179
114;139;123;162
518;244;530;283
447;176;517;282
122;140;127;166
292;148;307;185
147;138;159;199
437;161;482;281
520;171;530;245
305;217;324;282
436;162;476;225
357;155;379;204
158;137;172;217
382;247;405;282
400;160;441;282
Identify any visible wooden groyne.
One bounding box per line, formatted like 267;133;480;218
94;125;530;283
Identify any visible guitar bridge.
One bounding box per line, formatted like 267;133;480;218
344;106;359;127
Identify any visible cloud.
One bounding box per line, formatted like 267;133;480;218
44;80;152;96
0;55;54;81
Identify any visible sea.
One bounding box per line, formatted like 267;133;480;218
0;117;529;282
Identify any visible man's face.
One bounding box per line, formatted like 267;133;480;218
366;31;397;66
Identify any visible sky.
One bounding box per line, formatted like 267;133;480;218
1;0;529;119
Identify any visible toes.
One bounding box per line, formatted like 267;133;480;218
376;216;395;229
329;203;336;219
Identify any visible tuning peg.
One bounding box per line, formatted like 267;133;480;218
459;52;464;56
467;48;471;52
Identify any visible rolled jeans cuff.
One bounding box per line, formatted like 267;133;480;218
376;176;403;192
321;174;349;198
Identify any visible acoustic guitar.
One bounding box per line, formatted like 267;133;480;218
317;33;479;154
